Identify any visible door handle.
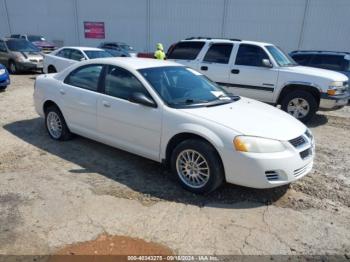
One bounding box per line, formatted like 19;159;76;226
201;66;208;71
102;101;111;108
231;69;240;74
59;89;65;95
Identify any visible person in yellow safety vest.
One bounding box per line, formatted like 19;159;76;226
154;43;166;60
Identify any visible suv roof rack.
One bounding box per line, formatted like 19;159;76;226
185;36;241;41
291;50;350;55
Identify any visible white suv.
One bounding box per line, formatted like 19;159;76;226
167;37;350;122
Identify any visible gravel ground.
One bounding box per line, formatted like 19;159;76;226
0;73;349;257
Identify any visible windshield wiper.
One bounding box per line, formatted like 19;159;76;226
214;93;240;101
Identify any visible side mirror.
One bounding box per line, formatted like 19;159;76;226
80;57;86;61
129;92;157;108
262;59;273;68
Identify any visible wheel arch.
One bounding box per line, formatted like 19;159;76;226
43;100;60;114
277;83;321;107
164;130;225;171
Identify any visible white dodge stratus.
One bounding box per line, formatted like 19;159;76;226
34;58;315;193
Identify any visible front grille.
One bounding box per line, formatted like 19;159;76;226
289;136;306;148
300;148;312;159
265;171;279;181
30;59;38;62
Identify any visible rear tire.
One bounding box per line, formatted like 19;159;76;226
170;139;224;194
48;65;57;73
45;105;72;141
281;90;317;123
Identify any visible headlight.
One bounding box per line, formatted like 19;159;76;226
328;81;345;95
233;136;286;153
0;69;5;75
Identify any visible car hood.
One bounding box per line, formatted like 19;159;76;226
280;66;348;81
181;97;306;141
32;41;55;48
13;51;43;59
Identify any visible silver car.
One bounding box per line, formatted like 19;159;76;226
0;38;44;74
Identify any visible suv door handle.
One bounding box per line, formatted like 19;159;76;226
102;101;111;108
231;69;240;74
201;66;208;71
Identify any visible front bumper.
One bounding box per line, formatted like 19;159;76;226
17;61;43;71
319;91;350;110
221;134;315;189
0;76;10;88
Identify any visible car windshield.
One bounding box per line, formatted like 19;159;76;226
6;39;40;52
84;50;113;59
139;66;239;108
266;45;297;67
28;35;45;42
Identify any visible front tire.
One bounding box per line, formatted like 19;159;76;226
8;61;19;74
281;90;317;123
170;139;224;194
45;106;72;141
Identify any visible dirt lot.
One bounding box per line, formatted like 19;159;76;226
0;74;349;257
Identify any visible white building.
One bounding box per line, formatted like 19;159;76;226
0;0;349;52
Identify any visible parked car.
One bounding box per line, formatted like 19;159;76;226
11;34;56;53
0;38;44;74
43;47;113;73
0;63;10;90
34;58;314;194
167;37;350;122
98;42;137;57
290;50;350;79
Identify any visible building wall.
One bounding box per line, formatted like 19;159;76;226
0;0;349;52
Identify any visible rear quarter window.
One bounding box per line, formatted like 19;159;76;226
167;41;205;60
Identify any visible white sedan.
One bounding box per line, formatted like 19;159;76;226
34;58;315;193
43;46;112;73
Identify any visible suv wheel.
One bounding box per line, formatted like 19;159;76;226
170;139;224;194
45;106;72;141
281;90;317;123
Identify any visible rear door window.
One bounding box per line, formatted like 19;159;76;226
56;49;71;59
203;43;233;64
64;64;103;91
309;55;345;71
235;44;269;67
167;41;205;60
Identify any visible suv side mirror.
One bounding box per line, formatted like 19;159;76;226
129;92;157;108
262;59;273;68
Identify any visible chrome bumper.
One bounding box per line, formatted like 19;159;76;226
319;91;350;110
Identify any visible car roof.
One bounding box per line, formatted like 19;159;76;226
60;46;105;52
82;57;180;70
290;50;350;56
180;37;271;46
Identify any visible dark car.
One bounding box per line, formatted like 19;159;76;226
290;50;350;79
0;63;10;90
98;42;137;57
11;34;56;53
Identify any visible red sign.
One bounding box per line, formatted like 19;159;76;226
84;22;105;39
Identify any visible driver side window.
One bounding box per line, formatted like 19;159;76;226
104;66;148;101
235;44;269;67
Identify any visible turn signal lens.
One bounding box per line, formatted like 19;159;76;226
233;137;248;152
327;89;337;96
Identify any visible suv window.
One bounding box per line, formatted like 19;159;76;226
203;43;233;64
309;54;345;71
291;54;313;65
56;49;71;59
70;50;85;61
64;64;103;91
167;41;205;60
104;66;147;100
235;44;269;67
